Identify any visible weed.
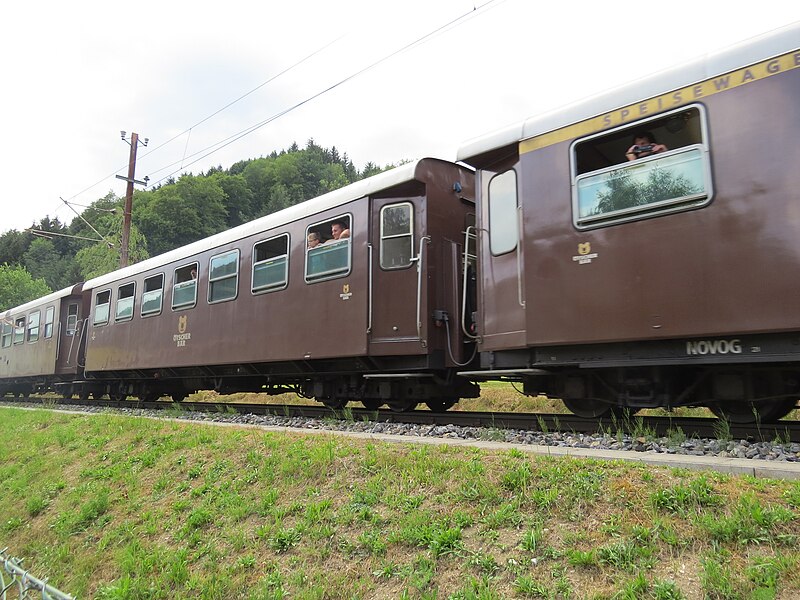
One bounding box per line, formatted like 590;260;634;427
520;525;545;552
651;476;721;515
269;527;302;553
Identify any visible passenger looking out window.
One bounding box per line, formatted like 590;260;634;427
306;216;352;282
625;131;668;161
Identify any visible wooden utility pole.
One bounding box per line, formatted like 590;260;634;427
116;131;149;268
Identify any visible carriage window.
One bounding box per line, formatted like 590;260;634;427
66;303;78;336
1;320;11;348
114;282;135;322
253;235;289;293
13;317;25;344
380;203;414;269
306;215;352;282
93;290;111;326
209;250;239;303
44;306;55;338
141;274;164;317
27;311;40;342
172;263;198;310
488;170;518;255
573;105;711;229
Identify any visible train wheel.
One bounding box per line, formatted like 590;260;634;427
361;400;383;410
388;400;418;413
710;398;797;424
425;399;456;412
322;399;348;410
171;390;188;403
562;398;618;419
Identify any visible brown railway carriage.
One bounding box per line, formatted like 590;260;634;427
0;285;88;397
81;158;478;410
458;23;800;422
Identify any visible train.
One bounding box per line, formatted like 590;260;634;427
2;23;799;423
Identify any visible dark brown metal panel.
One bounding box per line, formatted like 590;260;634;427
516;69;800;346
475;156;527;352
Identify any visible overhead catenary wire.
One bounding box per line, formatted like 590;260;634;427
148;0;504;186
62;0;503;200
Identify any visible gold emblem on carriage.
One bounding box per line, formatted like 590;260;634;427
573;242;598;265
340;283;352;301
173;315;191;347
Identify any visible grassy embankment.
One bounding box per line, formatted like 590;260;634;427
1;407;799;599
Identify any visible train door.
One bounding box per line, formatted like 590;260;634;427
478;168;527;351
55;297;83;374
368;198;426;355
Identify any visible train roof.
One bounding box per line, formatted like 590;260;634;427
1;283;83;318
457;21;800;163
84;158;457;290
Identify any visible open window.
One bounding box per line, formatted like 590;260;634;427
305;215;352;282
172;263;198;310
572;105;712;229
141;274;164;317
2;320;13;348
13;317;25;344
115;282;135;322
208;250;239;303
27;311;40;342
380;203;414;269
93;290;111;326
253;234;289;294
44;306;55;339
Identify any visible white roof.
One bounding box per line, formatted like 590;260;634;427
457;21;800;163
1;284;80;318
84;158;441;289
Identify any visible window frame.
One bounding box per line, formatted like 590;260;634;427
208;249;240;304
115;282;136;322
570;104;713;230
252;234;290;295
93;290;112;326
2;320;13;348
379;202;415;270
141;273;165;318
13;316;25;344
43;306;55;339
305;214;353;283
487;170;519;256
172;263;199;311
27;310;41;343
66;303;78;336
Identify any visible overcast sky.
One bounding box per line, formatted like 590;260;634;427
2;0;798;235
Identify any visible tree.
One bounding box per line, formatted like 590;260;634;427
0;263;51;311
22;238;81;291
135;175;227;256
75;221;149;280
0;229;34;266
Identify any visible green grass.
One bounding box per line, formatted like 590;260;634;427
0;407;799;599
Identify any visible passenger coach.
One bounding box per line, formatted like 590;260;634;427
0;285;87;398
80;158;479;411
458;23;800;422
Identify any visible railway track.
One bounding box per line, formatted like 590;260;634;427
4;396;800;444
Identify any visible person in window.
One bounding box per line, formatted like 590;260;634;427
625;131;668;161
190;268;198;280
307;232;323;248
331;220;350;240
